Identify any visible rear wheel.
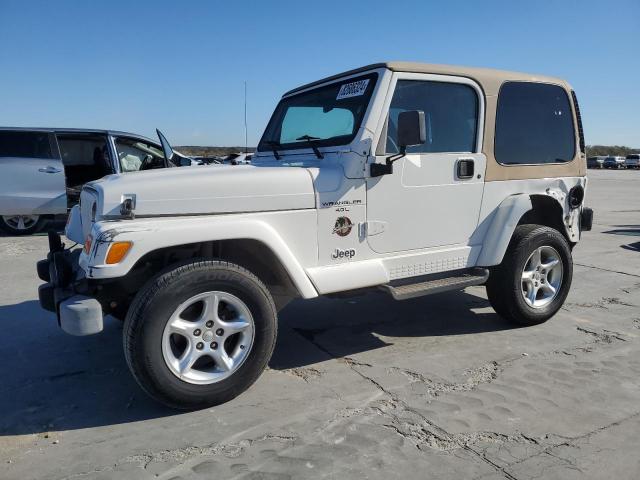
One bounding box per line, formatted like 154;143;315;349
0;215;46;235
486;225;572;326
124;260;277;409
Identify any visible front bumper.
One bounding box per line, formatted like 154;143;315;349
37;232;104;336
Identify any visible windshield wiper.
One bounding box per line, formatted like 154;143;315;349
296;135;324;159
264;141;282;160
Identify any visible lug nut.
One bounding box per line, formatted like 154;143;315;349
240;345;245;350
205;321;214;328
196;342;204;350
210;342;218;350
216;328;224;336
193;329;202;336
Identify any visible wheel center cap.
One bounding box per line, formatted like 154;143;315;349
202;330;214;342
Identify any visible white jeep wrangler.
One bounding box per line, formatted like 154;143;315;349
37;62;593;409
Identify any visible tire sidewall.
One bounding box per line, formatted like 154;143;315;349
508;228;573;323
126;262;277;408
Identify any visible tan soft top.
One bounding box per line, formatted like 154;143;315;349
285;62;568;97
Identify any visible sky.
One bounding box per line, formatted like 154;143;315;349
0;0;638;147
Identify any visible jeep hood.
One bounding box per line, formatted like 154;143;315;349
87;165;315;218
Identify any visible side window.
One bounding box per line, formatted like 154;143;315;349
495;82;575;165
0;131;54;159
114;137;165;172
57;135;109;168
56;134;112;187
386;80;478;154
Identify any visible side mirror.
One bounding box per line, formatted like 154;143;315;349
397;110;426;152
179;157;192;167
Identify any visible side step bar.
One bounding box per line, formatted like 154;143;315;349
379;268;490;301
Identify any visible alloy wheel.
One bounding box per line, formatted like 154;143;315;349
161;291;255;385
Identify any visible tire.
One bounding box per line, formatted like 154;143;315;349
124;260;277;409
486;225;573;326
0;215;46;235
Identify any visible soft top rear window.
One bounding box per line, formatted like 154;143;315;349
495;82;575;165
0;131;54;159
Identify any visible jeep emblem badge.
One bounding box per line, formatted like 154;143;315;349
332;248;356;260
333;216;353;237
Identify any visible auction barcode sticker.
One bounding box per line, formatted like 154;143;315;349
336;79;370;100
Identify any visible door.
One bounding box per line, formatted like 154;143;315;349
0;130;65;215
366;74;486;253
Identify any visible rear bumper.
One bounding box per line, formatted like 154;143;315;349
37;232;105;336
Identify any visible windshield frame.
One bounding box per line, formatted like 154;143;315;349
257;72;378;154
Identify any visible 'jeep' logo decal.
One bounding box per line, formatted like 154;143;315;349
333;217;353;237
332;248;356;260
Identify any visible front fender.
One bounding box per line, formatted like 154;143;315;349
80;212;319;299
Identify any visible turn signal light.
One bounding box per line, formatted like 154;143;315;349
83;235;93;253
106;241;133;264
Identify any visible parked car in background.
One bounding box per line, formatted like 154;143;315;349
0;127;189;235
587;156;606;169
603;156;626;169
223;152;253;165
625;154;640;169
191;156;223;165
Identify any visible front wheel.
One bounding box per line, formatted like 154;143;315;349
486;225;573;326
124;260;277;409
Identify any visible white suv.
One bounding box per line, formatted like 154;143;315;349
0;128;188;235
37;62;593;409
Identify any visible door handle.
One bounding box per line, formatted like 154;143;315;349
456;158;474;179
38;166;62;174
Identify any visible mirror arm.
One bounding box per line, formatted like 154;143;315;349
385;145;406;166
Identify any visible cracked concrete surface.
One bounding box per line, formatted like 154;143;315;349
1;169;639;480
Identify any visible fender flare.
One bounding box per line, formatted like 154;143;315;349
476;194;532;267
81;216;319;299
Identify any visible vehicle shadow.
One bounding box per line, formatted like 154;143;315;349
270;288;518;370
603;225;640;252
0;300;177;437
0;289;514;436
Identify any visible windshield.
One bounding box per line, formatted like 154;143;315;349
258;73;377;153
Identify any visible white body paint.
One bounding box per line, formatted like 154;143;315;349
68;66;587;299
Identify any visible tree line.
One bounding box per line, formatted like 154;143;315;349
586;145;639;157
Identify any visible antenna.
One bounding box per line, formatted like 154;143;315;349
244;81;248;154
